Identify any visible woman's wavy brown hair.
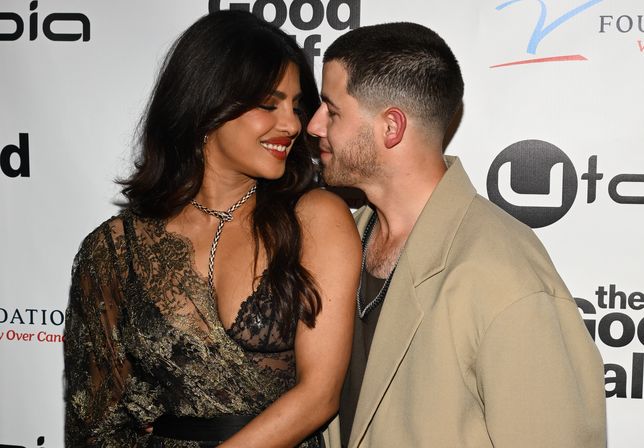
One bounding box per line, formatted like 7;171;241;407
118;10;322;334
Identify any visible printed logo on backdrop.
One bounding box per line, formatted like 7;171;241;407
492;0;604;68
487;140;577;228
0;306;64;344
1;133;30;178
599;14;644;54
487;139;644;228
0;1;90;42
0;436;45;448
208;0;360;66
576;285;644;400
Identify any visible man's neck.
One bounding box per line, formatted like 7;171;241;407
364;157;447;242
362;156;447;277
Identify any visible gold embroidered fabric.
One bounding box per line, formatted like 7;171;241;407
64;210;320;447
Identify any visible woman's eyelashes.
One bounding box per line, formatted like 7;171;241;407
257;103;303;115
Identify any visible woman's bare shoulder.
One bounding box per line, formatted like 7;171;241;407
296;188;361;257
296;188;354;223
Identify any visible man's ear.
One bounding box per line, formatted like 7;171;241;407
383;107;407;149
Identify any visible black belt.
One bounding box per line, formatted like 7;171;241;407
152;414;255;442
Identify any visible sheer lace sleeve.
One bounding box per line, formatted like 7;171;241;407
64;218;161;447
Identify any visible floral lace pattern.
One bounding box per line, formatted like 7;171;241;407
64;210;320;447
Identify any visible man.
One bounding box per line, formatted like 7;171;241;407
308;22;606;448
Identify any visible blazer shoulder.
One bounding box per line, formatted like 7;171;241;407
443;194;572;313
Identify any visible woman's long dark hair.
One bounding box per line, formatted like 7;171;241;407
119;10;322;334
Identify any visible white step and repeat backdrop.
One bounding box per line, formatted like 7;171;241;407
1;0;642;446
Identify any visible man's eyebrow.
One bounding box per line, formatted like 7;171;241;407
320;94;339;110
271;90;303;101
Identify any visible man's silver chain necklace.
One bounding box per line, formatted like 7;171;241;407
357;212;398;319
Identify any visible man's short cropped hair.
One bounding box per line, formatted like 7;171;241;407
324;22;464;133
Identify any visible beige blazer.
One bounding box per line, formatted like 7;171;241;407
326;157;606;448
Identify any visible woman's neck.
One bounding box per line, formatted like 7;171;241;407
195;170;257;211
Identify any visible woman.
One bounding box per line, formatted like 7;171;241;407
64;10;361;447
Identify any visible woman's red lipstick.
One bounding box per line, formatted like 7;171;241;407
261;137;293;161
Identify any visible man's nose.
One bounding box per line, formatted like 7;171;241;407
307;105;327;138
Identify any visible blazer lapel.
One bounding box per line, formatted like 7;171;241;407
347;157;477;447
348;251;423;447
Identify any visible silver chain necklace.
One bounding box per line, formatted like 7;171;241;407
356;212;398;319
190;184;257;301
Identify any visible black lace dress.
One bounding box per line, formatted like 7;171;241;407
64;210;321;447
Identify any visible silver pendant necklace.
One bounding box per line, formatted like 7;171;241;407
356;212;398;319
190;184;257;302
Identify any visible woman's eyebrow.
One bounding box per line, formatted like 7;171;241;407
271;90;303;101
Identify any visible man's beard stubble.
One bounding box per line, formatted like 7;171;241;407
321;125;381;187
